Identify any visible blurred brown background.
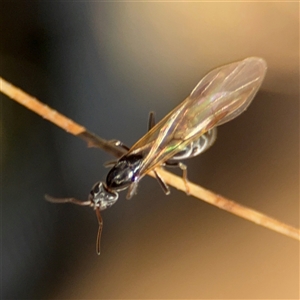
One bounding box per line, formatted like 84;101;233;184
1;2;299;299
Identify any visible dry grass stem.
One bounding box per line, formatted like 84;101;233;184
1;76;299;241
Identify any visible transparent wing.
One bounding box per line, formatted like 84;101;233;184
127;57;267;175
189;57;267;126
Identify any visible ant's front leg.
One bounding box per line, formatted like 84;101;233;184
108;139;130;151
105;140;130;168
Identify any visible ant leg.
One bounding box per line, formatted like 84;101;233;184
153;169;170;195
105;140;130;167
164;162;190;195
95;207;103;255
148;111;156;131
178;162;190;195
126;182;138;199
108;139;130;151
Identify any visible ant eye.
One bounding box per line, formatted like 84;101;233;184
93;185;100;194
91;182;101;194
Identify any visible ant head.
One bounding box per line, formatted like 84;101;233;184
89;181;118;211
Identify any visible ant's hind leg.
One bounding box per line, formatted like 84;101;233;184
178;162;190;195
165;161;190;195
